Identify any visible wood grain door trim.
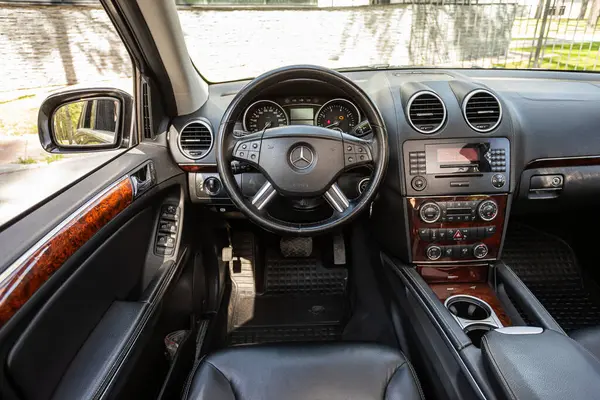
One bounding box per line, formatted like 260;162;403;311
0;176;134;328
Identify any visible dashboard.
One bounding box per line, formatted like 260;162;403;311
167;67;600;263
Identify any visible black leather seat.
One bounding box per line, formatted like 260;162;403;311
184;343;424;400
571;326;600;360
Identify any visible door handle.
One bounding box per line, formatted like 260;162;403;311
130;161;156;198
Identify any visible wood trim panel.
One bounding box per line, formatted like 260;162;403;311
418;265;488;283
179;164;217;173
429;282;512;327
525;156;600;170
0;177;133;328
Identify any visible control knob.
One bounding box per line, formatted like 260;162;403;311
473;243;489;259
419;202;441;224
478;200;498;221
426;245;442;261
204;177;222;196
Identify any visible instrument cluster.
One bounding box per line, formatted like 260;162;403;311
242;96;368;137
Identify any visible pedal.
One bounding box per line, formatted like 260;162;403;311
333;234;346;265
222;246;233;263
280;237;313;258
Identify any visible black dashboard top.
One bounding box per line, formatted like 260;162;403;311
169;68;600;198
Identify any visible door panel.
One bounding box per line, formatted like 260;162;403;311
0;143;190;400
0;177;134;328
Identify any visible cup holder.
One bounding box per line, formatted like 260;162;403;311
446;296;491;321
464;324;494;348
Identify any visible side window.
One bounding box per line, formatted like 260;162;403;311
0;1;133;226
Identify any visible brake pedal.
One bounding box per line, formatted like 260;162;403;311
280;237;313;258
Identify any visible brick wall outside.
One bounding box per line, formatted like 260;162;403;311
0;3;516;91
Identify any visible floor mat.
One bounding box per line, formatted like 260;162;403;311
226;235;348;345
503;223;600;332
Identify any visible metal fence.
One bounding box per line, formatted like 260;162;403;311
399;0;600;70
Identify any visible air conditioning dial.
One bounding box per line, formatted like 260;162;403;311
473;243;489;259
478;200;498;221
420;202;441;224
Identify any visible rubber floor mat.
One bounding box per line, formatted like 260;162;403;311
264;250;348;295
226;237;347;345
503;224;600;332
229;325;342;345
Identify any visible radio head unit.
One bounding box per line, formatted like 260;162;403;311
403;137;510;196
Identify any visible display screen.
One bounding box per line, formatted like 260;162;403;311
436;147;479;164
290;108;314;120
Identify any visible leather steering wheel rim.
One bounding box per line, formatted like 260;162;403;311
216;65;389;235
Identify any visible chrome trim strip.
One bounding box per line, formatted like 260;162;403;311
324;183;350;213
0;176;132;285
495;327;543;335
406;90;447;134
462;89;502;133
177;119;214;161
251;181;277;211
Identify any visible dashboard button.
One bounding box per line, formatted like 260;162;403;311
473;243;489;259
418;228;431;240
411;176;427;191
426;246;442;261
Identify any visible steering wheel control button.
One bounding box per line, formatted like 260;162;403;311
289;145;315;170
411;176;427;191
478;199;498;221
426;245;442;261
473;243;489;259
419;202;441;223
491;173;506;188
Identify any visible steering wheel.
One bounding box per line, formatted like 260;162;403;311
216;65;389;235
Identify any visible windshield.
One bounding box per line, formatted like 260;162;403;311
178;1;600;82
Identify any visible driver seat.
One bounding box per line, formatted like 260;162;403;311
184;343;424;400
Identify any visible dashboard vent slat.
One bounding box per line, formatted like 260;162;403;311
178;120;213;160
407;91;446;134
463;90;502;132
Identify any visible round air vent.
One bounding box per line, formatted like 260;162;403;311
463;89;502;133
178;120;213;160
407;91;447;134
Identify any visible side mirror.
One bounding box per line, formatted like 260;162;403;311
38;88;133;153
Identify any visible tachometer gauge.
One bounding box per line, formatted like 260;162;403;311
243;100;289;132
315;98;360;133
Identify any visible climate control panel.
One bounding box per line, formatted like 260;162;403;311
408;195;508;263
419;199;498;224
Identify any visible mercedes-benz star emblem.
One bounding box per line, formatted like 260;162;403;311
289;145;315;170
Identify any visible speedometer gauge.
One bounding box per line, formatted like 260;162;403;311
243;100;289;132
315;98;361;133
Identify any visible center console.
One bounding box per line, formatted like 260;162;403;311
403;137;511;264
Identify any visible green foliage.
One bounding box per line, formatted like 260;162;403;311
17;157;36;165
44;154;64;164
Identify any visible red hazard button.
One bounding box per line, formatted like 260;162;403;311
453;230;464;240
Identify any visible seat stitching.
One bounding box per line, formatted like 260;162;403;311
481;335;518;400
405;358;426;400
182;355;206;400
383;361;406;400
383;360;425;400
206;360;237;400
